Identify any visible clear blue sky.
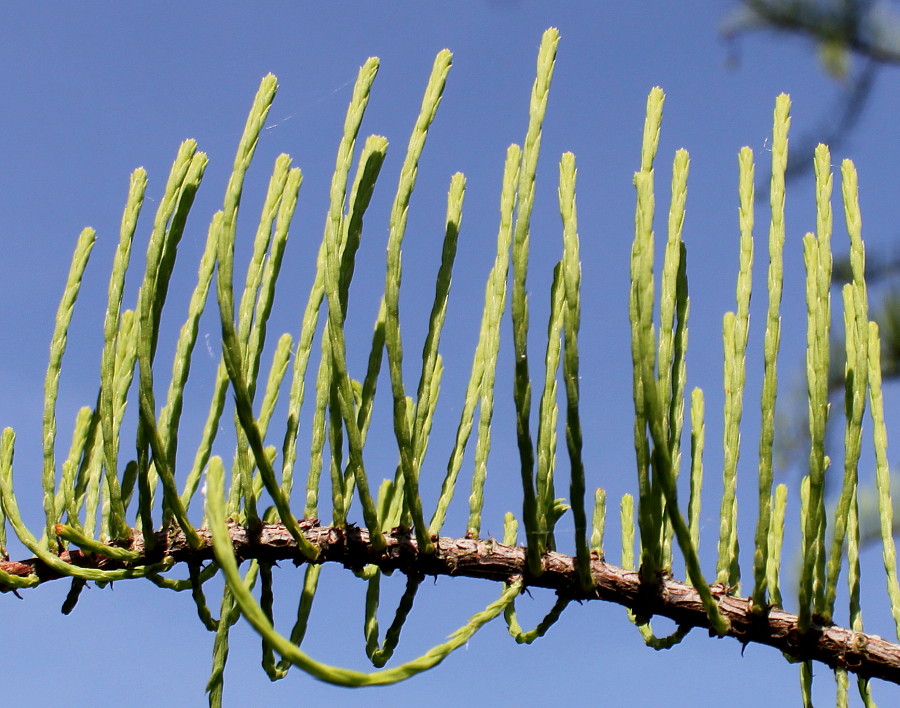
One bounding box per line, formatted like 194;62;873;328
1;3;899;706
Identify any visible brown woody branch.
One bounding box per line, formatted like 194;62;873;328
3;520;899;685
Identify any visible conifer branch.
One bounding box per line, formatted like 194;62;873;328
3;521;899;686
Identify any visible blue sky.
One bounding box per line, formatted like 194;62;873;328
1;3;899;706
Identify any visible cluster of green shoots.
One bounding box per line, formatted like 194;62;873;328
0;26;897;705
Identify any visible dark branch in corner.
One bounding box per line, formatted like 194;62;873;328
2;520;899;685
737;0;900;64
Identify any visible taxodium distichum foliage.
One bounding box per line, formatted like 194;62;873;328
0;27;897;707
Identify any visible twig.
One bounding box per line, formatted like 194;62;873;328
2;521;898;685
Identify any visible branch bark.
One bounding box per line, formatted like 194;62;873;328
3;520;899;685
